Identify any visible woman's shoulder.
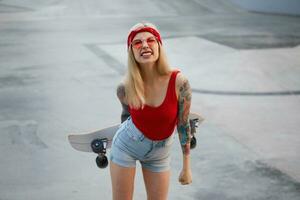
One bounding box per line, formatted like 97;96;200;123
174;70;189;87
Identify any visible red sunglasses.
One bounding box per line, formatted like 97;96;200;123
131;37;157;49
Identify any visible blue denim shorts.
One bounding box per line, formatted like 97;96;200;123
110;117;175;172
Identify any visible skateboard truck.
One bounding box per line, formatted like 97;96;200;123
91;138;109;168
189;118;199;149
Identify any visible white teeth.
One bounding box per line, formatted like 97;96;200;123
141;52;152;56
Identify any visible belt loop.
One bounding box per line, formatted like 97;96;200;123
140;134;145;142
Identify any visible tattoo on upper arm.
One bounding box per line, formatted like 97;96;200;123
177;77;192;155
117;84;126;102
117;84;130;123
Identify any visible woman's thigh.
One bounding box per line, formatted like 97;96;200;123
142;167;170;200
110;161;136;200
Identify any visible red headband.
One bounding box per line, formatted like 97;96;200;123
127;27;162;49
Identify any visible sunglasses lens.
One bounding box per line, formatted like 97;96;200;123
132;41;142;49
146;38;156;46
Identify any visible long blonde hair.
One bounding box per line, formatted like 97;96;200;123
123;23;171;109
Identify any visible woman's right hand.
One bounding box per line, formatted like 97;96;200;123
178;168;192;185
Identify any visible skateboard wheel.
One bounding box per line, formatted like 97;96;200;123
190;136;197;149
91;139;104;153
96;155;108;169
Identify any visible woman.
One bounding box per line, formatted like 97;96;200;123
110;22;192;200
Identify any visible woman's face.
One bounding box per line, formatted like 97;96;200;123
131;32;159;65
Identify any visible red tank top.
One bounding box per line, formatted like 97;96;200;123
129;70;180;140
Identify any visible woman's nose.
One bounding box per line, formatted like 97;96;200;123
141;40;149;48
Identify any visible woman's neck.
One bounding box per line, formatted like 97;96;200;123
139;62;158;84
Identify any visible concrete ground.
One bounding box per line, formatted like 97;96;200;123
0;0;300;199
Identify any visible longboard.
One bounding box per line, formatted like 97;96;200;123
68;112;204;168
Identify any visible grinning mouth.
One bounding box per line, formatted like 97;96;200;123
140;51;153;56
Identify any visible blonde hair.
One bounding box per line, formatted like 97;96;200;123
123;22;171;109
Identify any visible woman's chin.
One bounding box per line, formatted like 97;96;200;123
137;57;158;64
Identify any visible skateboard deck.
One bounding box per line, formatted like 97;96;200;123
68;124;119;153
68;112;204;168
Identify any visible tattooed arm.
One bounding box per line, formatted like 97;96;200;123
176;73;192;185
117;83;130;123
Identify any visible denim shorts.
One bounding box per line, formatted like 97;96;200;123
110;117;175;172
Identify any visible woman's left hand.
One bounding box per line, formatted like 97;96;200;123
178;168;192;185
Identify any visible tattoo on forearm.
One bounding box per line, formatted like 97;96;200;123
177;78;192;155
121;103;130;123
117;84;130;123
